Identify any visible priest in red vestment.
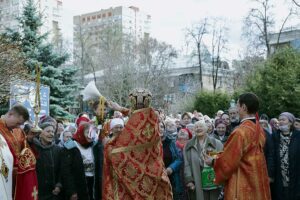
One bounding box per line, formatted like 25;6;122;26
0;105;38;200
101;88;173;200
205;93;271;200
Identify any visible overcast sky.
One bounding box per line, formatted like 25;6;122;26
61;0;297;62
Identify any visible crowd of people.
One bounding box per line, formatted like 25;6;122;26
0;91;299;200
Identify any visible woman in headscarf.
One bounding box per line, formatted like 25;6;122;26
34;116;62;200
273;112;300;200
176;128;192;200
183;121;223;200
60;122;103;200
58;128;73;147
213;119;228;144
159;121;183;200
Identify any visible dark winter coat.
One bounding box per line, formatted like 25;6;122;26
213;133;228;144
60;139;103;200
263;129;275;180
273;130;300;200
33;138;63;200
162;136;183;199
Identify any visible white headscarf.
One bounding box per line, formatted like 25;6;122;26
110;118;124;129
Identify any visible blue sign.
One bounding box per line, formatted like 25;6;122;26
10;81;50;122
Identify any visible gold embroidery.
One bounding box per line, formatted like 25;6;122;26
1;155;9;182
18;147;36;171
141;176;154;193
112;168;119;200
124;162;138;179
143;123;154;138
32;186;38;200
111;139;160;155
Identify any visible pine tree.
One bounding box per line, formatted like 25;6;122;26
3;0;78;119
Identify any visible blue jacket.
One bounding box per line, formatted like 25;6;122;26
163;137;184;194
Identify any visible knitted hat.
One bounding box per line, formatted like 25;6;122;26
38;115;56;130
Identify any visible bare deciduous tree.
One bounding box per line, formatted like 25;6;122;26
210;19;228;92
137;37;177;107
243;0;275;57
185;18;209;90
243;0;296;57
73;22;97;84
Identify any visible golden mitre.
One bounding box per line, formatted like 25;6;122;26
129;88;152;111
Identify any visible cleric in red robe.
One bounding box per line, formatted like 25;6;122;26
101;88;173;200
204;93;271;200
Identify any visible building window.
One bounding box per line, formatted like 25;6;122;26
97;14;101;19
82;17;85;22
92;15;96;20
108;12;112;17
87;16;90;21
102;13;106;18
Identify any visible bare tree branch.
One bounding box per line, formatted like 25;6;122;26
292;0;300;7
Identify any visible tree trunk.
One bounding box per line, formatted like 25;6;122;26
197;42;203;89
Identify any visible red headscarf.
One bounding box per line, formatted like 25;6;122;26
73;123;91;146
181;128;192;139
75;116;90;127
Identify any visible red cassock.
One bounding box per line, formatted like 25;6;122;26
14;146;38;200
0;119;38;200
213;120;271;200
102;108;173;200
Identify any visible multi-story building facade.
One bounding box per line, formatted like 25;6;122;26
73;6;151;75
269;28;300;54
73;6;151;46
0;0;63;44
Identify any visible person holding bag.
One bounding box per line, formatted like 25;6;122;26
183;120;223;200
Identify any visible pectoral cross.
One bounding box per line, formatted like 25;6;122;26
32;186;38;200
144;123;153;138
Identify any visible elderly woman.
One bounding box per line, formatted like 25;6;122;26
273;112;300;200
158;121;183;200
34;117;63;200
165;119;178;140
176;128;192;200
183;120;223;200
58;128;73;147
